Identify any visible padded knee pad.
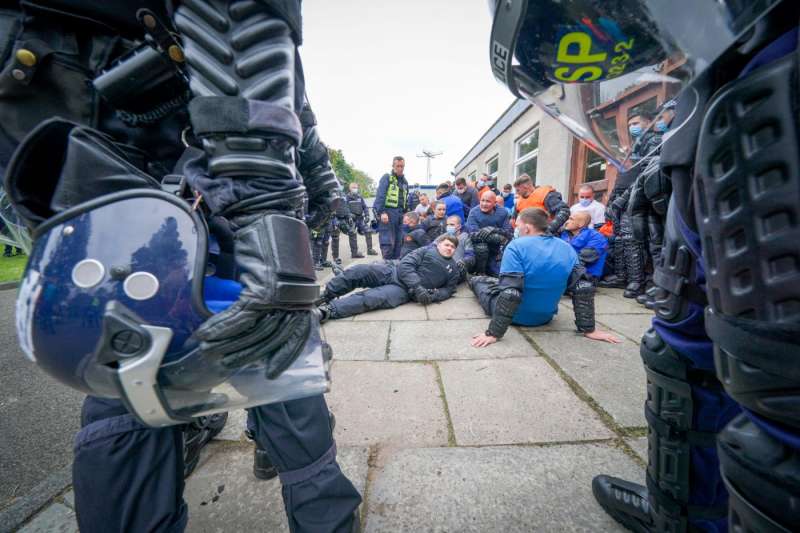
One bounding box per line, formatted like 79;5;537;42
473;242;489;274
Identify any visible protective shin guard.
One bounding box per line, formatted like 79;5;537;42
365;231;376;253
623;238;646;298
473;242;489;275
694;49;800;532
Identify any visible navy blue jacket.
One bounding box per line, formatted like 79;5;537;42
400;227;430;257
465;205;513;237
374;172;409;215
396;246;459;302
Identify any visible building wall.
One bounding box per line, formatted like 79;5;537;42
455;106;573;195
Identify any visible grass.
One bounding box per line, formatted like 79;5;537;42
0;253;26;283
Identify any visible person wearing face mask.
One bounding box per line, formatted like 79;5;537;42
446;215;475;282
400;211;431;258
469;208;620;347
454;177;480;219
511;174;571;234
477;173;499;198
501;184;515;212
317;234;461;320
570;185;606;228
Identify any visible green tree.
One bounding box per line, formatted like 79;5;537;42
328;148;376;197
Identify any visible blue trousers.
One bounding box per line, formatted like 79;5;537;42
377;209;404;259
73;395;361;533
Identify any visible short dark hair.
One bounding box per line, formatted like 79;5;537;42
514;174;533;187
503;183;512;191
454;177;467;186
403;211;419;224
436;182;450;193
393;156;405;163
517;207;549;232
435;234;459;247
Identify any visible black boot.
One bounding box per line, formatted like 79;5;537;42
245;429;279;480
365;232;378;255
623;238;645;298
592;475;653;533
183;412;229;479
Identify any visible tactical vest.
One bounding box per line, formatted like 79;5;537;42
384;174;405;209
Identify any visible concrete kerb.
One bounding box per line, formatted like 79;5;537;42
0;280;19;291
0;465;72;533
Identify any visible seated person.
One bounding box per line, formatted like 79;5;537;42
559;212;609;280
318;234;460;320
435;182;465;224
465;190;512;275
400;211;430;258
501;183;515;211
570;184;606;228
512;174;570;234
445;215;475;282
469;208;619;347
422;201;447;240
415;193;433;219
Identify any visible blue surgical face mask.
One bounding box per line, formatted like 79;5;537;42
477;180;486;188
446;225;457;235
579;198;592;207
655;120;668;133
629;125;643;137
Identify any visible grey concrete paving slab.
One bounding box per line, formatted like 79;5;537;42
17;503;77;533
326;361;448;446
59;491;74;510
214;409;247;442
530;332;646;428
185;444;368;533
597;313;653;344
562;293;651;314
627;437;648;463
351;303;427;321
516;304;578;332
389;320;534;360
425;297;487;320
439;358;612;445
364;444;644;533
453;283;473;298
323;321;390;361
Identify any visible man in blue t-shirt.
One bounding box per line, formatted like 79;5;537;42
468;208;619;347
559;212;609;279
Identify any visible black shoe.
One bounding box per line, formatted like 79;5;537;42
183;412;229;479
592;475;653;533
351;251;365;258
334;258;343;265
623;282;644;298
636;293;649;305
598;275;626;289
244;429;279;480
367;249;379;256
318;303;333;323
314;262;325;271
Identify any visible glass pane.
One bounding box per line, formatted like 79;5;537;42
628;97;659;122
516;128;539;159
487;157;498;175
515;156;537;181
468;171;476;182
594;114;621;155
584;151;607;183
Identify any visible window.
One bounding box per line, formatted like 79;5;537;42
514;127;539;181
628;97;658;123
467;170;476;183
584;150;607;183
486;155;499;182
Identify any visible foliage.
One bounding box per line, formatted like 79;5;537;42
0;189;31;255
328;148;376;197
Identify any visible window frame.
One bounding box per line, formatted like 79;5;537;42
485;155;499;183
514;126;540;180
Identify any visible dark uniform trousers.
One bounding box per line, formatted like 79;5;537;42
327;263;409;318
378;209;405;260
74;395;361;533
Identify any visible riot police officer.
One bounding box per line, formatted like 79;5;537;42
346;181;378;256
330;195;362;264
488;1;800;531
3;1;361;531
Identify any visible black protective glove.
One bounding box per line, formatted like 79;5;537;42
412;286;433;305
195;214;318;379
475;226;497;242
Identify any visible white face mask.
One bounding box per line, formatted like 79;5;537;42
351;188;359;195
513;227;521;239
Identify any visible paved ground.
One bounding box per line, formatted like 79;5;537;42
10;234;654;532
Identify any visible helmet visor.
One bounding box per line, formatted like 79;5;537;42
490;0;781;169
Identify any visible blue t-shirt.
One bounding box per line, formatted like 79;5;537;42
500;235;577;326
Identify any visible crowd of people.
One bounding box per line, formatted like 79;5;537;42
317;109;674;342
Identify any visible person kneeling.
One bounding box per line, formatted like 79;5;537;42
319;234;460;320
469;208;620;347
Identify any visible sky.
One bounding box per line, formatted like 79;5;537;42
300;0;516;187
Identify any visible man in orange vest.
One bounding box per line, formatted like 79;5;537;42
512;174;570;234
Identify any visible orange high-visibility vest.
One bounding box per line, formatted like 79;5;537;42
513;185;555;226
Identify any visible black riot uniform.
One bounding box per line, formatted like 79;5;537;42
319;244;460;319
0;1;361;531
330;196;362;262
346;189;377;255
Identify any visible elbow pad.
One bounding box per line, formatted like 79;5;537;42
579;247;600;265
568;266;595;333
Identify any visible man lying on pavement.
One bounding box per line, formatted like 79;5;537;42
469;208;620;347
318;234;460;321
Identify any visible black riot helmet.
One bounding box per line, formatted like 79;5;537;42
489;0;784;170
